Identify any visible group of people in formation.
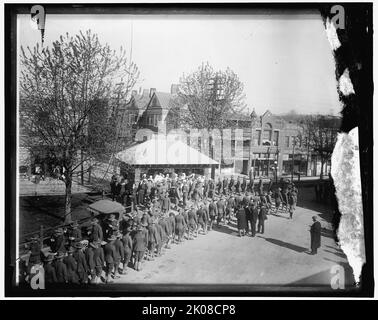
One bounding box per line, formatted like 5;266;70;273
21;172;299;287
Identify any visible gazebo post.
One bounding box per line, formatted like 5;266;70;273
134;167;141;184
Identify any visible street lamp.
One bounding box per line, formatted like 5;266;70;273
273;160;278;184
248;108;258;179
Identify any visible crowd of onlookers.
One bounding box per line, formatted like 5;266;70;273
20;173;299;288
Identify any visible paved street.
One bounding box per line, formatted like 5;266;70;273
112;197;354;287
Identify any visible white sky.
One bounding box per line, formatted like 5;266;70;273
18;13;342;116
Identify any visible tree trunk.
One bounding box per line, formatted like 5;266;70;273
80;150;84;185
320;159;325;180
64;174;72;223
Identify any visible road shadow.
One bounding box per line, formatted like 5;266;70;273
212;224;238;236
321;227;337;240
323;249;347;259
261;237;308;253
269;212;290;220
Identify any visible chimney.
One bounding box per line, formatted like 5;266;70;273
150;88;156;98
170;84;179;95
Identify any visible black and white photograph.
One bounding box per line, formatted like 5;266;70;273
3;2;374;299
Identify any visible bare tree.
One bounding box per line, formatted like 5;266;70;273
299;115;340;179
170;62;246;167
20;30;139;222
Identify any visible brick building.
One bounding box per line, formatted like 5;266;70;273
116;85;337;179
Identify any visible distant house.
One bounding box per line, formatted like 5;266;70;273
117;89;150;148
137;85;179;136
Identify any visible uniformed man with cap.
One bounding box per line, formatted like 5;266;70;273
67;220;82;246
86;241;97;283
103;234;116;283
113;231;124;278
44;254;58;286
63;246;79;284
133;224;148;271
50;227;66;253
73;241;89;284
257;203;268;234
90;217;103;243
121;226;133;274
94;240;105;283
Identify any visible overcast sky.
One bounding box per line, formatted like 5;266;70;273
18;13;342;116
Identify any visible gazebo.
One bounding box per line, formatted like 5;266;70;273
115;135;218;181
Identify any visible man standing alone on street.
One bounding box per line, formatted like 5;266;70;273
310;216;321;254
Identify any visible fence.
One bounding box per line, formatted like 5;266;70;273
19;201;133;259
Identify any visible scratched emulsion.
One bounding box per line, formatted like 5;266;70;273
331;128;365;284
324;17;365;285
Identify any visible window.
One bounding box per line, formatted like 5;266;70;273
273;131;279;146
285;136;290;148
148;116;153;125
262;123;272;141
243;139;250;147
254;130;261;146
231;140;235;157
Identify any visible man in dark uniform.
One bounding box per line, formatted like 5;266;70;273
175;210;186;243
121;226;133;274
63;246;79;284
73;241;89;284
216;197;226;226
208;199;218;231
182;181;189;208
86;241;97;283
241;177;247;193
26;234;42;280
257;203;268;234
188;206;198;239
113;232;124;278
133;225;147;271
196;204;207;235
208;178;215;199
257;178;263;195
250;201;259;237
54;251;68;284
93;241;105;283
104;214;119;240
156;219;166;256
226;195;235;224
235;177;242;194
236;205;247;237
161;192;171;213
44;254;57;286
223;178;229;196
229;175;235;193
50;228;66;253
67;221;82;246
310;216;321;254
147;219;159;260
90;217;103;243
216;178;223;195
168;212;176;241
103;235;116;283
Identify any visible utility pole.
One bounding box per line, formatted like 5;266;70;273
248;108;258;179
291;137;298;182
